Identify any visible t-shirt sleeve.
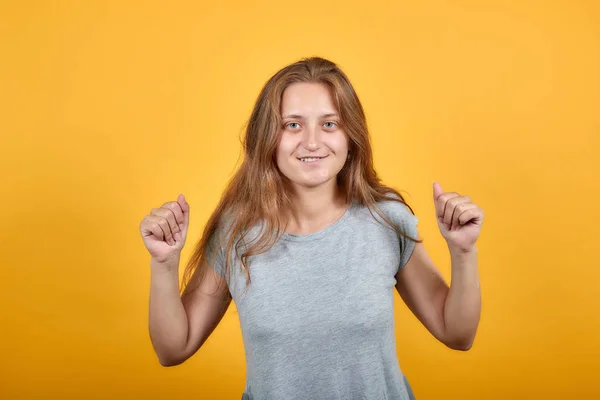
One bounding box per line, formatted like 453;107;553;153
394;202;420;271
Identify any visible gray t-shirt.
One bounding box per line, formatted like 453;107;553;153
208;198;419;400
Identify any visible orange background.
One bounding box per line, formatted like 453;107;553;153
1;1;599;399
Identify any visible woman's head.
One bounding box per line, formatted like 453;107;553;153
276;82;349;191
181;57;418;295
244;57;374;199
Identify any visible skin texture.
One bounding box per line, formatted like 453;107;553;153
276;82;350;234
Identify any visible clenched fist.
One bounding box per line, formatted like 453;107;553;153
433;182;483;253
140;194;190;263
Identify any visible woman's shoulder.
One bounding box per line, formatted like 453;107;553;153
351;193;418;229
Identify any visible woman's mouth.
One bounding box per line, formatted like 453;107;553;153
297;155;328;163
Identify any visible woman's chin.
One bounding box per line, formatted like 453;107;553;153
292;176;336;189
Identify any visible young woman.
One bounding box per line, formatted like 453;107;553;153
141;57;483;400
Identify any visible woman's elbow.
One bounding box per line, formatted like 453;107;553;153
157;352;187;367
159;358;181;367
444;335;475;351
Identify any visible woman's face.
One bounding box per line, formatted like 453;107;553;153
276;83;349;190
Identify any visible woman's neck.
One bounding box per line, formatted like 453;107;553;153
285;183;348;235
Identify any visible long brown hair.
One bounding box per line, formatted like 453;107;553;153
180;56;421;297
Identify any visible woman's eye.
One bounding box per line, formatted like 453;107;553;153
324;122;337;128
286;122;300;129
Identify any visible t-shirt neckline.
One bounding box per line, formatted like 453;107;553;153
280;202;355;242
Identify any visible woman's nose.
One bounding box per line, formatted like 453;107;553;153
302;125;320;149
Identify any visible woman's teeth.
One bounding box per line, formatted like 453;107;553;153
300;157;322;162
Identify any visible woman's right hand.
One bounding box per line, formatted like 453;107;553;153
140;194;190;263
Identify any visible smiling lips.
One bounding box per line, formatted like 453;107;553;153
297;155;329;163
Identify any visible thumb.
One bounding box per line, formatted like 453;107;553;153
433;182;444;202
177;193;190;218
433;182;444;218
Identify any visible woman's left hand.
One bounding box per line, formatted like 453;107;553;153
433;182;484;253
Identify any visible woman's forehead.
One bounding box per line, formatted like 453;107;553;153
281;83;337;116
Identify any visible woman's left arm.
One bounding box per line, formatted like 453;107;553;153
395;182;483;351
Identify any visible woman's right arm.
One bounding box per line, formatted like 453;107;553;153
141;194;231;366
149;255;231;366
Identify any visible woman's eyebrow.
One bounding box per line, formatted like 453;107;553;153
282;113;339;119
